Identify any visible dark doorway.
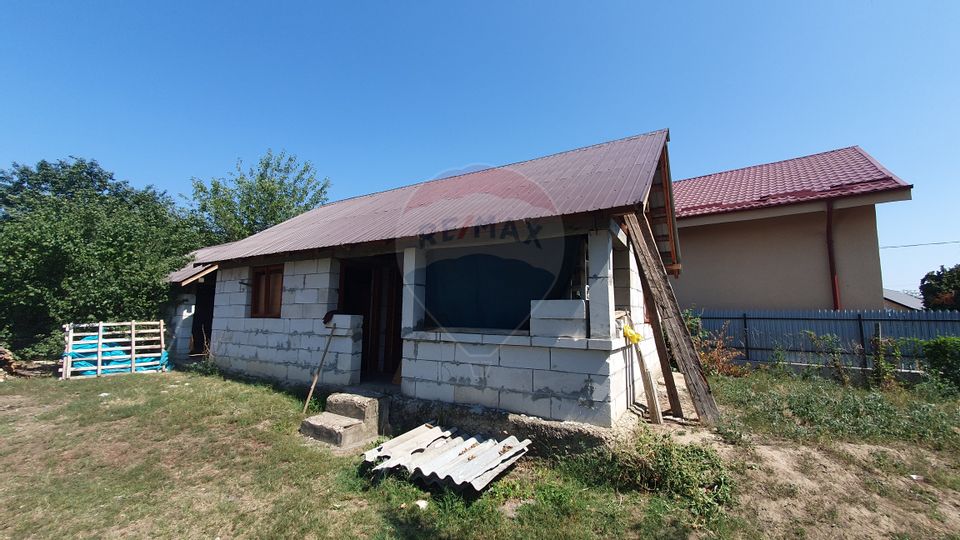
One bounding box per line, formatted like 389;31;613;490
339;256;402;382
190;270;217;355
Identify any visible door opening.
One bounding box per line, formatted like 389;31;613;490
339;255;402;382
191;271;217;355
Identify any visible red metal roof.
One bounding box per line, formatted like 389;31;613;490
673;146;911;219
196;130;669;264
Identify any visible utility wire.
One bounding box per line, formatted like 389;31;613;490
880;240;960;249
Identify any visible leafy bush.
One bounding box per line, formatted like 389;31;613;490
922;336;960;388
561;428;734;522
0;158;205;357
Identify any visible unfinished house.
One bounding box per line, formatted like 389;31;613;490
179;129;686;428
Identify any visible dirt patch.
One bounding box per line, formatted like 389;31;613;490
717;440;960;538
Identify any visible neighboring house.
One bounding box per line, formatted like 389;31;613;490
883;288;923;311
170;129;683;428
671;147;912;311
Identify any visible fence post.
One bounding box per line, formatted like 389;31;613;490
96;322;104;377
742;312;750;361
130;321;137;373
857;313;868;371
62;323;74;380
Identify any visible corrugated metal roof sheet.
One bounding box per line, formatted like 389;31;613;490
363;423;531;492
167;241;236;284
673;146;911;218
196;130;669;264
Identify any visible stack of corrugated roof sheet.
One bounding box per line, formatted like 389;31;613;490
363;423;531;492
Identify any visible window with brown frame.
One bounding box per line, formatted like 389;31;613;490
250;265;284;318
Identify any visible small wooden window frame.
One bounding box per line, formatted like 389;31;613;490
250;264;284;318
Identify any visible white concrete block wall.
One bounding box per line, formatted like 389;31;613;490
588;229;616;339
400;334;633;427
210;260;362;387
529;299;587;338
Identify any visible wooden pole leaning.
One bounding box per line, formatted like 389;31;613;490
302;323;336;415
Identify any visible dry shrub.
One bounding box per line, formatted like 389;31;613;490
693;323;749;377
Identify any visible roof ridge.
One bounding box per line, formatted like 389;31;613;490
675;145;863;183
296;129;669;214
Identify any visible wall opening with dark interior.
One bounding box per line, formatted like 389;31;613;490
424;235;585;331
339;255;402;381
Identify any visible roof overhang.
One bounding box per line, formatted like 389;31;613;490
677;186;912;228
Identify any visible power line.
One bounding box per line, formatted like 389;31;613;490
880;240;960;249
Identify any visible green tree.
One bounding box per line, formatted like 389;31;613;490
191;150;330;242
920;264;960;310
0;158;204;357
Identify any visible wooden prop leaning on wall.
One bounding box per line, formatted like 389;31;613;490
622;212;721;424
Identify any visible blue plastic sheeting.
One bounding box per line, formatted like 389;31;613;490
65;335;169;376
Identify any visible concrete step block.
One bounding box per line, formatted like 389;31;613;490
326;392;379;423
300;412;374;448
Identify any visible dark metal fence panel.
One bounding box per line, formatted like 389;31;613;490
692;308;960;371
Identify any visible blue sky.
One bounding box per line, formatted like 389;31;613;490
1;1;957;292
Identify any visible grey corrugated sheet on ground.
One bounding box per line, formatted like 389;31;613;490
363;423;531;492
195;129;668;264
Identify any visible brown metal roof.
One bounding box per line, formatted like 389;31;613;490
196;130;669;264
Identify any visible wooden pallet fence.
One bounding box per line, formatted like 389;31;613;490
60;320;167;379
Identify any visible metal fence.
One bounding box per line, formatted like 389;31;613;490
692;309;960;371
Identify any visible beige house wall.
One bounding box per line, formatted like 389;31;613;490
673;205;884;310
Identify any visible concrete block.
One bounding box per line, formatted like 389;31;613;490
530;299;586;319
403;358;439;381
530;318;587;338
481;334;531;346
402;339;416;358
328;314;363;329
551;348;612;374
485;366;533;392
499;345;550;370
401;377;416;397
289;319;313;334
287;365;313;385
453;385;499;409
302;304;328;319
404;330;438;342
415;380;454;403
284;274;305;289
454;343;499;365
499;390;551;418
289;259;318;275
587;337;627;350
316;258;334;273
534;371;610;400
438;332;483;344
294;288;319;304
300;412;371;448
532;337;588;349
440;362;486;387
282;303;304;319
417;341;455;362
550;397;613;427
303;272;330;289
329;335;360;354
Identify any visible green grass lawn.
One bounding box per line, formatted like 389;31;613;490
1;369;958;539
0;372;740;539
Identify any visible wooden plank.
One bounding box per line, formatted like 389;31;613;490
158;320;166;372
624;213;720;424
130;321;137;373
63;324;74;380
96;322;104;377
625;314;663;424
642;285;684;418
